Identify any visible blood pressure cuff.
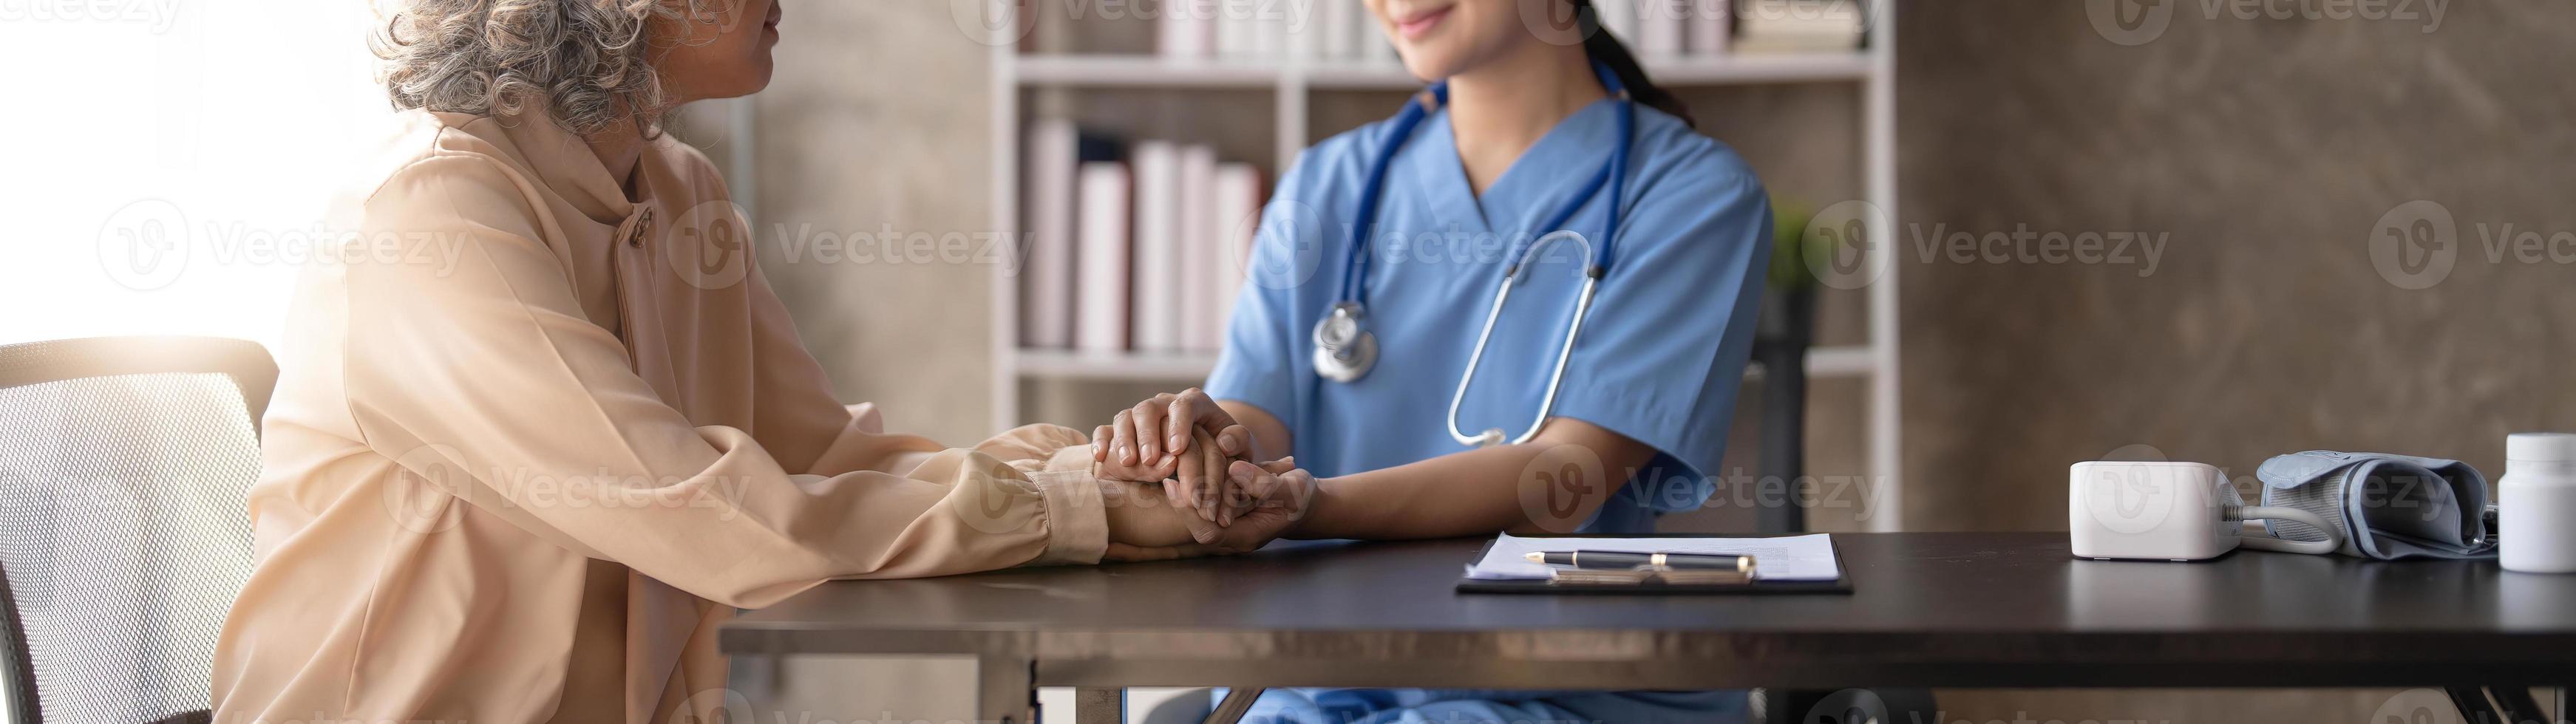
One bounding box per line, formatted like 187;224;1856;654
2254;451;2496;560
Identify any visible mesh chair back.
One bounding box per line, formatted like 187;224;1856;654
0;337;276;724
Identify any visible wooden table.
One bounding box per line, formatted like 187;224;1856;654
721;533;2576;723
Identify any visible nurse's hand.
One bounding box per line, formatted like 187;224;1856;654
1201;458;1315;551
1093;388;1252;524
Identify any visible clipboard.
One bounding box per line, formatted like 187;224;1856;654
1453;533;1856;595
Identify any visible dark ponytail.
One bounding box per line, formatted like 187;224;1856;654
1571;0;1698;128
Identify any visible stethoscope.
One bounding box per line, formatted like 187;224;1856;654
1310;59;1637;448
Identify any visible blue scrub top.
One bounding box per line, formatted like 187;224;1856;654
1206;97;1772;533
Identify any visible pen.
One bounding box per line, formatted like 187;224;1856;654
1526;550;1751;571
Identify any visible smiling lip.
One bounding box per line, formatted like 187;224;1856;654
1393;4;1452;38
764;1;783;29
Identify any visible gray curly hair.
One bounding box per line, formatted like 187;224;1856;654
374;0;716;137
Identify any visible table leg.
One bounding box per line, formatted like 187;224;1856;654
1075;687;1123;724
2558;687;2570;724
2492;686;2549;724
978;655;1036;724
1203;688;1263;724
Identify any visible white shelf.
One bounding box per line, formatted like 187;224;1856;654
1017;52;1874;89
992;5;1902;530
1020;345;1878;381
1015;55;1285;87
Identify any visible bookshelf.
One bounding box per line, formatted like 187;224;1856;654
984;5;1904;531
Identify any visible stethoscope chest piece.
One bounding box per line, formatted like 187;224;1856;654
1311;301;1378;383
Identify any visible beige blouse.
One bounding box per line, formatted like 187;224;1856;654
211;109;1109;723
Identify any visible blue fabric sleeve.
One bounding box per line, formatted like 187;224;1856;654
1546;140;1771;504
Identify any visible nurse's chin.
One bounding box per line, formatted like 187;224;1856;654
1392;48;1470;82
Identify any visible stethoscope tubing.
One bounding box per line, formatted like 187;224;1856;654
1314;59;1637;449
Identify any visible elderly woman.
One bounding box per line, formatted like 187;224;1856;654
210;1;1286;721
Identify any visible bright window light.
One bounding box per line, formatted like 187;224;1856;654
0;1;387;352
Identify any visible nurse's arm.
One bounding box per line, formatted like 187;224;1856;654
1278;417;1657;540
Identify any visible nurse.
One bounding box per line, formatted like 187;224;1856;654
1094;0;1773;720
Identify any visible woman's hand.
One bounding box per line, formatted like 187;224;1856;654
1094;389;1252;524
1095;458;1314;560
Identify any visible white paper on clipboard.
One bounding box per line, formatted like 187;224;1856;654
1463;533;1841;581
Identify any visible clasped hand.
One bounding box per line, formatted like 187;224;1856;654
1091;389;1312;561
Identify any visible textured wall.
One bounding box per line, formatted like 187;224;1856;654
1896;0;2576;530
753;0;998;445
1898;2;2567;721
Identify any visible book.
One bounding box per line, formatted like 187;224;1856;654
1074;162;1132;352
1129;142;1183;352
1735;0;1863;53
1638;0;1685;58
1019;119;1078;349
1160;0;1215;58
1687;0;1729;56
1176;146;1220;352
1209;163;1263;347
1320;0;1359;59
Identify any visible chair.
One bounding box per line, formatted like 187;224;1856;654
1744;289;1939;724
0;337;276;724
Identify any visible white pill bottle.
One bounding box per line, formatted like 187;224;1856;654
2501;432;2576;573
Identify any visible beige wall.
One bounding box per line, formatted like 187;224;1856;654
751;0;999;446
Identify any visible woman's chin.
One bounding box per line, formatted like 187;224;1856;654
1396;52;1460;83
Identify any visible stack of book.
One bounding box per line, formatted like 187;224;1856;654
1157;0;1398;63
1152;0;1863;62
1733;0;1867;54
1019;119;1265;355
